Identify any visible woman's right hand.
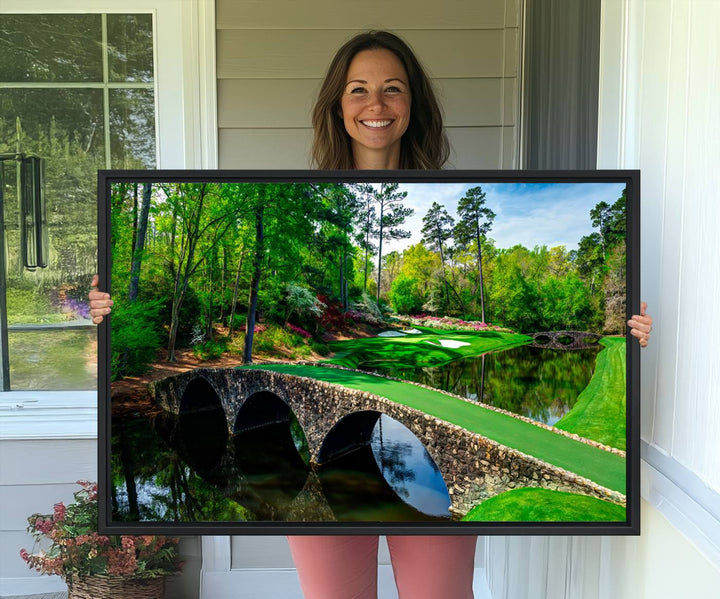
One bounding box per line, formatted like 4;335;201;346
89;274;113;324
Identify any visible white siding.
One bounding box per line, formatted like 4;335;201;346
598;0;720;490
216;0;522;169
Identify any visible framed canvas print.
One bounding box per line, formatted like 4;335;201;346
97;169;640;535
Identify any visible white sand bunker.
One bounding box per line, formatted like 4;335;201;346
378;330;407;337
403;328;423;334
425;339;471;349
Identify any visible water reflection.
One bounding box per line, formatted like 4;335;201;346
368;345;600;425
112;407;450;522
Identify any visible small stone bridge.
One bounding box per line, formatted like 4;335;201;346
530;331;603;350
149;366;622;516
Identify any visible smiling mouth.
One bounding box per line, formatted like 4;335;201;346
361;120;393;128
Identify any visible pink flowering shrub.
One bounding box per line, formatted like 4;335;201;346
20;481;181;583
400;314;511;333
287;323;312;339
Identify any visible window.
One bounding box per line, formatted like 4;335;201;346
0;13;156;390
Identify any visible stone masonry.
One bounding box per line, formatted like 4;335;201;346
149;366;626;516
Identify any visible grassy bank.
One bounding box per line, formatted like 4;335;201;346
328;328;532;370
462;487;626;522
240;364;626;494
555;337;627;450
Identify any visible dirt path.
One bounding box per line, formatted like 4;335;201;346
111;348;253;416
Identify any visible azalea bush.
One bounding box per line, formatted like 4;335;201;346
287;323;312;339
400;313;512;333
20;481;182;584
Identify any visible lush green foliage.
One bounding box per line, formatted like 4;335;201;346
109;182;627;369
192;336;230;361
462;488;626;522
110;298;163;380
388;274;424;314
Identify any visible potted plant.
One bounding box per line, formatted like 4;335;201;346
20;481;182;599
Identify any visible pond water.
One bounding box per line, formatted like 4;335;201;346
112;409;450;523
112;343;601;523
367;344;601;426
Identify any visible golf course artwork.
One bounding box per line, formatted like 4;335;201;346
98;170;640;535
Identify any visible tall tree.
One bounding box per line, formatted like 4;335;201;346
243;199;265;363
589;192;626;260
128;183;152;302
311;183;362;310
352;184;378;293
164;183;241;361
453;186;495;322
241;183;320;362
421;202;455;310
373;183;413;303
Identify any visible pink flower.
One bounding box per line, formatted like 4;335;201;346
121;536;135;549
107;547;137;576
19;548;29;562
287;324;312;338
34;518;54;535
53;502;66;522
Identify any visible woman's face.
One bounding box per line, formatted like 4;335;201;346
339;48;411;168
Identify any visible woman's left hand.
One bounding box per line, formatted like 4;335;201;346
627;301;653;348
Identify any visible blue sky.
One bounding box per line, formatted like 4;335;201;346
377;182;627;255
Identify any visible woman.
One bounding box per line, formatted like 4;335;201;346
90;31;653;599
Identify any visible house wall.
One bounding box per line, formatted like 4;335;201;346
215;0;521;169
485;1;720;597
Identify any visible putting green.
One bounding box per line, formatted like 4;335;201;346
239;363;626;494
328;329;532;370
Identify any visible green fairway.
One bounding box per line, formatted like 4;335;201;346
461;487;626;522
555;337;627;450
239;364;626;494
328;329;532;370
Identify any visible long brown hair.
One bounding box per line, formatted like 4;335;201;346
311;31;449;170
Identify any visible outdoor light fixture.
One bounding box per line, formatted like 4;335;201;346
0;152;48;390
0;152;48;271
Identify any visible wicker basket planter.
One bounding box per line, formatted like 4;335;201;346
67;575;165;599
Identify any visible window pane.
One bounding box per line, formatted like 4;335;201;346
0;14;103;82
0;88;104;275
1;13;157;390
1;89;103;390
0;88;106;163
110;89;156;168
107;14;154;83
8;329;97;390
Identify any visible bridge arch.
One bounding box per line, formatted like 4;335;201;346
233;390;292;434
173;377;228;483
180;376;223;414
317;410;382;464
530;330;603;350
318;410;451;519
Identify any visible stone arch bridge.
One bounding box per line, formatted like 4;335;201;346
149;366;620;516
529;331;603;350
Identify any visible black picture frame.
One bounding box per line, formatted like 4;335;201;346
98;169;640;536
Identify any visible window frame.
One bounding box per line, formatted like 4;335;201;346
0;0;217;435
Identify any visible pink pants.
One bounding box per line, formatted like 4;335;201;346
287;535;476;599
